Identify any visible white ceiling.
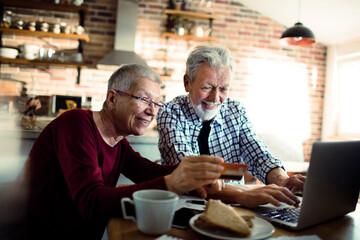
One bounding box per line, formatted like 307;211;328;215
239;0;360;46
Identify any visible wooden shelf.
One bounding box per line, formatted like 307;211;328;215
0;0;89;14
0;28;89;42
162;32;217;42
163;9;218;20
0;0;88;85
160;75;172;81
161;7;218;83
0;57;87;68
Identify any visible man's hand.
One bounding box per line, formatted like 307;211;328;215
165;155;224;195
236;184;301;208
279;174;306;193
267;168;306;193
196;179;225;198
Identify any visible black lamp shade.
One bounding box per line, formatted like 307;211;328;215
280;22;315;46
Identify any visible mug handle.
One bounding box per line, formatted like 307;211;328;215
121;197;136;222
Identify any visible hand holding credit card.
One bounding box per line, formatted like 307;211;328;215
220;163;247;180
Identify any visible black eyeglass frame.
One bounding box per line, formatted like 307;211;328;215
114;89;165;109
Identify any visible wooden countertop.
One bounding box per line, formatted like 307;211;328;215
107;203;360;240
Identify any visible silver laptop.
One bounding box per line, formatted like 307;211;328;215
254;141;360;230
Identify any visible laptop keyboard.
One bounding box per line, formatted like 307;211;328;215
260;207;300;223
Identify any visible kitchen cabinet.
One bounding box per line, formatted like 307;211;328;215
0;0;89;84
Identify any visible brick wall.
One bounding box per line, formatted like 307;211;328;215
0;0;327;161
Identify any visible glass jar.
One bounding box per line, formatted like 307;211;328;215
51;23;61;34
14;19;24;30
173;17;185;36
60;22;71;34
2;11;13;28
27;21;36;31
36;21;49;32
74;25;84;35
41;22;49;32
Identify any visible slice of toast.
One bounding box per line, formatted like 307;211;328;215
233;207;255;228
199;199;252;237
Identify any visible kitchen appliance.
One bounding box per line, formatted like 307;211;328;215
51;95;82;114
34;95;89;115
97;0;147;70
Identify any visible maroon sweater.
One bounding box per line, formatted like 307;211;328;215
1;109;176;239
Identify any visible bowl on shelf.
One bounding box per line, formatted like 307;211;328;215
19;44;40;60
0;46;19;59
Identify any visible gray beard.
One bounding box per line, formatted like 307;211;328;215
190;99;221;121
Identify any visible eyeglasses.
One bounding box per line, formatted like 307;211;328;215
114;89;165;110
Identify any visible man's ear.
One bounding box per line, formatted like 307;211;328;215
184;75;191;92
106;90;117;110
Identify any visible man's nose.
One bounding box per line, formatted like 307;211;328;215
208;89;220;102
145;102;158;116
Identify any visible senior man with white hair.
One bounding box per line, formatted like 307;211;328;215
157;45;305;207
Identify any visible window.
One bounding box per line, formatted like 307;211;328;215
337;56;360;136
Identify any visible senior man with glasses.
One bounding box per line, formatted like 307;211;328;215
0;64;225;239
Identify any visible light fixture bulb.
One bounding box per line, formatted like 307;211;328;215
280;22;315;46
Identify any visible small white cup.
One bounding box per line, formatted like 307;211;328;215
121;189;179;235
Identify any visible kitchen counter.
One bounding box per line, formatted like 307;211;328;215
1;114;161;184
0;115;159;144
125;128;159;144
0;114;161;168
0;115;54;139
2;128;160;144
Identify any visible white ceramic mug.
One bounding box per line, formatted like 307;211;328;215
121;189;179;235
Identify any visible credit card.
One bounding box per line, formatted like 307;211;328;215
220;163;247;180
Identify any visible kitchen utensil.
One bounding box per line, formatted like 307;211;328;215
73;25;84;35
193;26;204;37
13;19;24;30
26;21;36;31
36;21;49;32
68;52;83;63
50;23;61;34
121;190;178;235
1;10;13;28
60;22;72;34
0;46;19;58
47;48;56;59
19;44;40;60
175;1;182;10
72;0;84;6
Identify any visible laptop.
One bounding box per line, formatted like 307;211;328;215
254;141;360;230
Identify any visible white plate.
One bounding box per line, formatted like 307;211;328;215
189;214;275;240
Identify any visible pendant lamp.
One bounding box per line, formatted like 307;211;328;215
280;0;315;46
